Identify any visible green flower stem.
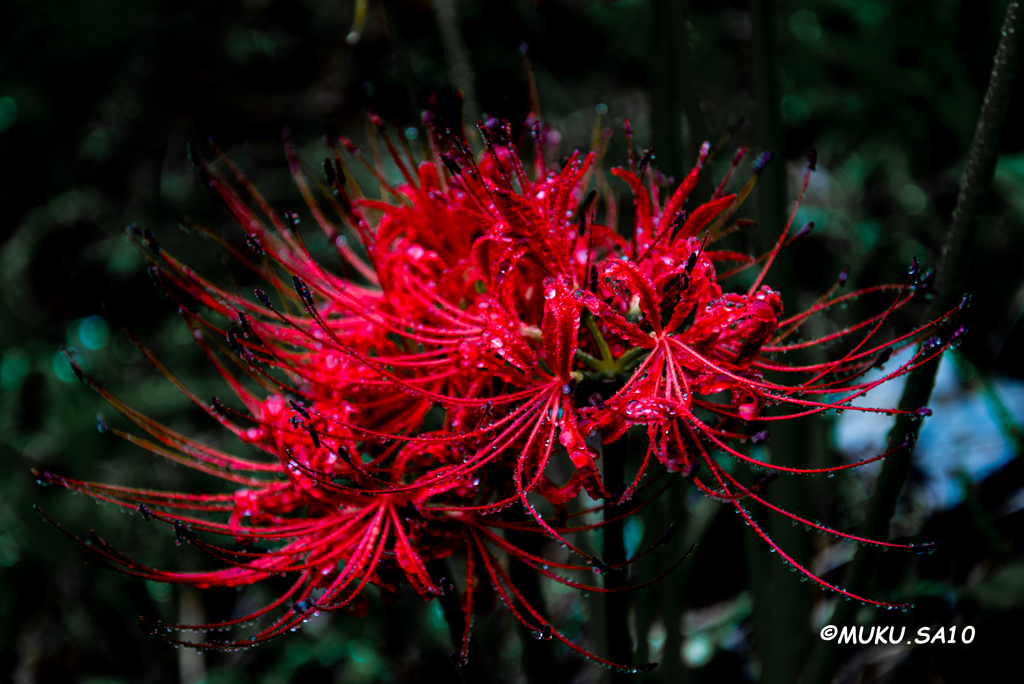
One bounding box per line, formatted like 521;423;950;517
574;341;648;381
585;310;615;367
574;349;607;373
615;347;649;373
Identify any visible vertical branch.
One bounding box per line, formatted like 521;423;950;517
604;433;632;683
650;0;684;179
746;4;815;684
750;0;785;239
937;3;1023;300
651;0;710;181
433;0;481;127
662;493;718;683
806;2;1022;682
647;6;709;678
676;0;710;168
743;430;816;684
381;0;420;122
505;509;557;682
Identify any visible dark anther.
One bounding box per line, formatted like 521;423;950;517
686;251;699;273
671;210;688;232
578;189;597;220
292;275;315;309
307;424;321;449
530;120;543;144
141;228;160;252
210;397;223;416
659;272;690;324
590;556;611;574
237;311;254;338
174;520;196;545
675;272;691;295
752;151;773;175
96;416;108;434
459;138;476;163
754;472;781;491
872;348;893;369
246;233;264;257
950;325;967;342
790;222;815;245
838;266;850;287
226;331;248;362
254;288;273;308
541;624;552;640
440;153;461;176
481;401;493;416
439;576;455;596
403;500;426;523
322;157;337;186
908;257;919;277
476;121;494;146
289;400;311;420
337;446;352;464
589;265;599;293
137;504;153;521
807;148;818;171
293;599;312;614
659;522;678;546
750;429;770;444
637;148;655;176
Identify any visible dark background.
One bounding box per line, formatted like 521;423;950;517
2;0;1024;682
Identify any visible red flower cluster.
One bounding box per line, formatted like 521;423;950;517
35;112;962;671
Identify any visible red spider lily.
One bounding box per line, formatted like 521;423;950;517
34;110;962;671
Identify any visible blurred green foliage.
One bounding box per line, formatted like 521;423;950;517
2;1;1024;683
